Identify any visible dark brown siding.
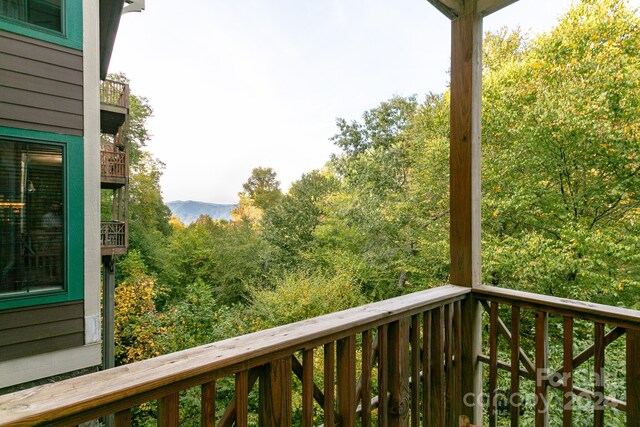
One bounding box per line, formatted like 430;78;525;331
0;30;83;136
0;301;84;362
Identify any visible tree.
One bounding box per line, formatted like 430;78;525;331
481;0;640;304
240;167;283;211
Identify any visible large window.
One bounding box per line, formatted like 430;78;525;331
0;140;64;297
0;0;62;33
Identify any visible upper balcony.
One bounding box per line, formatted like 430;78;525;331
0;285;639;426
100;79;129;135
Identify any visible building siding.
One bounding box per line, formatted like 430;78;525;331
0;29;83;136
0;301;84;362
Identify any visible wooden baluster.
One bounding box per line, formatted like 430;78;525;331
453;301;463;427
378;324;389;427
337;335;356;427
627;329;640;427
158;393;179;426
410;314;420;427
594;323;605;427
201;381;216;427
488;302;498;427
429;306;445;427
446;304;455;427
562;317;573;427
236;371;249;427
389;319;410;427
303;349;315;427
535;311;549;427
361;331;372;425
422;310;431;427
114;409;131;427
325;342;336;427
259;358;292;426
510;306;521;427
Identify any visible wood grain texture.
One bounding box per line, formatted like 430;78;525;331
510;306;520;427
475;285;640;329
201;381;216;427
324;342;335;426
258;358;291;426
627;329;640;427
460;296;482;423
235;371;249;427
378;324;389;427
488;302;498;427
0;286;469;426
114;409;131;427
337;336;356;427
477;0;520;16
594;323;605;427
410;315;420;427
429;307;445;427
302;349;314;427
158;393;179;427
388;319;410;426
449;9;483;287
562;317;572;427
422;311;431;427
535;311;549;427
360;331;371;425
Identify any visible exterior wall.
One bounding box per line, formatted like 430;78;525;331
0;301;84;362
0;0;103;388
0;30;83;136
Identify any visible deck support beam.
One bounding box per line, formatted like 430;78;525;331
449;2;483;423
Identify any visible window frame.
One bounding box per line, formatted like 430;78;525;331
0;0;82;50
0;126;84;310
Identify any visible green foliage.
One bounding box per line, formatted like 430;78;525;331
247;270;366;331
482;0;640;304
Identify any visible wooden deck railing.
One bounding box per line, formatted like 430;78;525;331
100;150;127;179
1;284;639;426
100;79;129;108
100;221;126;249
0;285;471;426
474;285;640;427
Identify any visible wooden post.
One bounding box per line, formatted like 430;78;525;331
337;335;356;427
158;393;179;427
627;329;640;427
449;2;484;423
236;371;249;427
388;319;410;426
259;358;292;426
201;381;216;427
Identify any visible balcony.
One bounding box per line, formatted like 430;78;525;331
0;285;638;426
100;221;127;256
100;79;129;135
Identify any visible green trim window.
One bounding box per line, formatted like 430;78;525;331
0;127;84;310
0;0;62;32
0;0;82;50
0;141;64;297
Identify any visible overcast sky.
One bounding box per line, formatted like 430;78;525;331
109;0;639;204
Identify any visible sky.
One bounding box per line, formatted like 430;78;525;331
109;0;640;204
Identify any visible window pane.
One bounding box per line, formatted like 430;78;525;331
27;0;61;32
0;140;64;296
0;0;62;33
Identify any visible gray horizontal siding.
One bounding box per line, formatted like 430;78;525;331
0;301;85;362
0;29;83;136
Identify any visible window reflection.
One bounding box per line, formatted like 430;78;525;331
0;141;64;296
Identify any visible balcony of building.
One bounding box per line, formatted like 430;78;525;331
99;79;130;256
100;79;129;135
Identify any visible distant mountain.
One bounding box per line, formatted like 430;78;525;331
166;200;237;225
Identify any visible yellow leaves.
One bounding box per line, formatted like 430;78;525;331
492;210;499;217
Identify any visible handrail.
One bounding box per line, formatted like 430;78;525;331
0;285;470;425
473;284;640;329
100;79;129;108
